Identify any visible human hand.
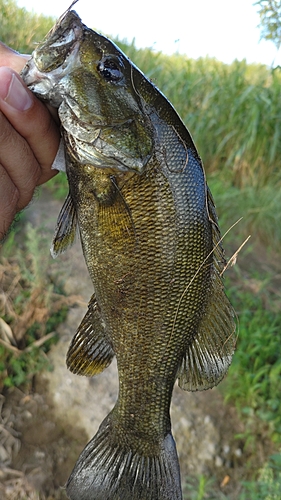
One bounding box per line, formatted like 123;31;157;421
0;42;61;240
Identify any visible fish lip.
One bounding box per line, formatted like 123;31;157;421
21;58;47;88
21;58;59;105
21;40;82;106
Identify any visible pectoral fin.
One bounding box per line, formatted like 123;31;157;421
67;294;114;376
51;192;77;258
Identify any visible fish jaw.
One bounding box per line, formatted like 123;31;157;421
21;11;83;106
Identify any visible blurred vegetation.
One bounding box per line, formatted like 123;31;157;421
0;0;54;53
240;451;281;499
1;1;281;499
184;451;281;499
117;42;281;189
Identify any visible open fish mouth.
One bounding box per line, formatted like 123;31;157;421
21;11;83;106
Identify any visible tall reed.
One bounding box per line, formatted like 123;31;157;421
117;40;281;189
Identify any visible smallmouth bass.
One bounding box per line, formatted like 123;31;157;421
22;5;236;500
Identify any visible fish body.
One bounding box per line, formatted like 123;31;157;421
22;7;236;500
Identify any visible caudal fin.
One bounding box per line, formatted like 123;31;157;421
66;413;182;500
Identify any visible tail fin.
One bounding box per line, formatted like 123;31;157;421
66;413;182;500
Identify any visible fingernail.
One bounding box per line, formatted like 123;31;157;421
0;67;33;111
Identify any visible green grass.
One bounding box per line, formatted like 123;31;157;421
0;223;69;389
0;0;54;53
208;174;281;251
183;452;281;499
224;283;281;442
183;475;219;500
239;451;281;500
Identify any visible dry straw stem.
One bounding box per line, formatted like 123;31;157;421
220;235;252;275
0;318;16;346
0;332;56;355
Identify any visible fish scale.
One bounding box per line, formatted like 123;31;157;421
21;5;236;499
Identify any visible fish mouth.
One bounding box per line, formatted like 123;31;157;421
21;44;81;107
21;11;83;107
21;58;56;100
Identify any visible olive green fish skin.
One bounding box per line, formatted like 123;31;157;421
21;7;236;500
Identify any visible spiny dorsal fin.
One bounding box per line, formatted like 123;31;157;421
67;294;114;376
177;188;237;391
51;192;77;258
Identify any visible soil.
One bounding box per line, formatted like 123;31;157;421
0;188;276;499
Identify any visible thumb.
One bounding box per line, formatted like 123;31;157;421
0;41;29;73
0;67;33;111
0;66;60;194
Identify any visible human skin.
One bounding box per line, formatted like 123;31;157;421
0;42;60;240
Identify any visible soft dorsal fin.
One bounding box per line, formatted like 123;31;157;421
67;294;114;376
51;192;77;258
177;188;237;391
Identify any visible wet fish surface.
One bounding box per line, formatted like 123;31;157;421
22;4;236;500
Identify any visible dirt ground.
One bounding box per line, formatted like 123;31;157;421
0;189;276;499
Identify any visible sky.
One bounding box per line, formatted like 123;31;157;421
16;0;281;67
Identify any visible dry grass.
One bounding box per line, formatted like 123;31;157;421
0;224;81;498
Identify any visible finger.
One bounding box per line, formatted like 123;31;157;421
0;67;60;186
0;43;59;124
0;110;44;211
0;41;29;73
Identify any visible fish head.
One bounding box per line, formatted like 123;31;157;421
21;8;153;174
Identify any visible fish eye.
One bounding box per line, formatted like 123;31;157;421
97;57;123;83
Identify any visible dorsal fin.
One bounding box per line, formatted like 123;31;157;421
177;188;237;391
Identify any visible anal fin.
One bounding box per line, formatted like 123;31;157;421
67;294;114;376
